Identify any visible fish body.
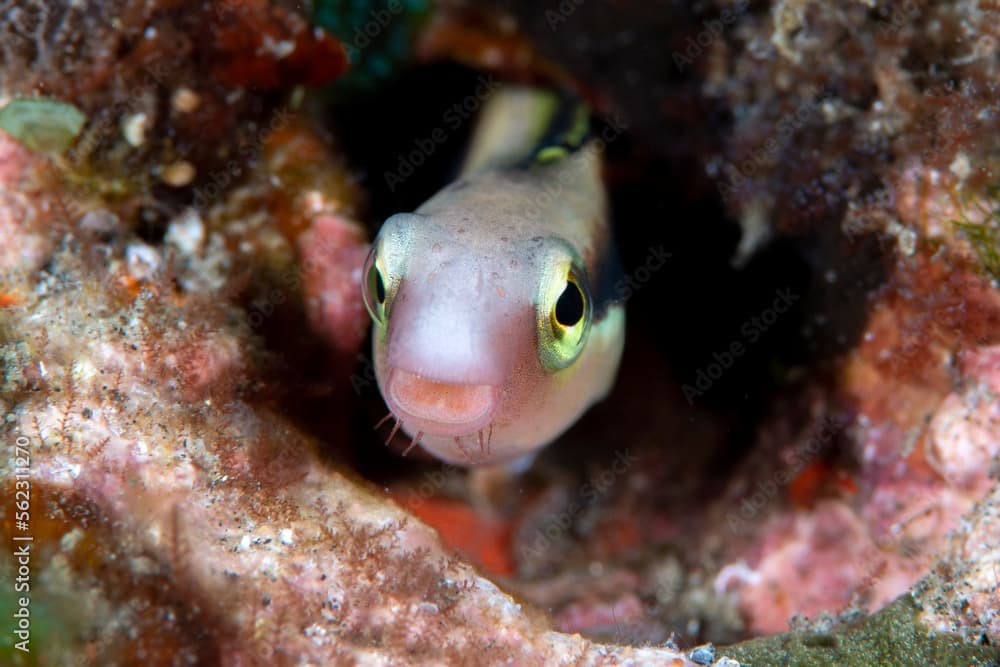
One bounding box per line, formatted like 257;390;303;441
363;87;625;465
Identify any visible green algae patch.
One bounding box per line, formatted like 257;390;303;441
0;98;86;154
952;186;1000;281
718;595;1000;667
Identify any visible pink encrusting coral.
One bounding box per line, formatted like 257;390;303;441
300;213;371;358
0;132;53;274
709;349;1000;638
0;131;31;185
709;158;1000;637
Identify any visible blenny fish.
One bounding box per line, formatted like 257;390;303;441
362;87;625;466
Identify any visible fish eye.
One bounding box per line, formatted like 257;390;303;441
363;246;388;324
538;266;592;371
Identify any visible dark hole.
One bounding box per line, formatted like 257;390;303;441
326;61;482;225
802;633;839;649
555;281;585;326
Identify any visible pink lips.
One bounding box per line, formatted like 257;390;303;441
386;368;498;436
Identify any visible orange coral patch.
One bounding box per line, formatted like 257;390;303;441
394;491;514;577
0;292;22;307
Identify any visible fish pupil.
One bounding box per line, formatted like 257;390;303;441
375;269;386;303
555;281;584;326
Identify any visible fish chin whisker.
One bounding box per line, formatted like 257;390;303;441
452;435;473;464
373;411;394;431
384;415;403;447
377;415;495;462
402;430;424;456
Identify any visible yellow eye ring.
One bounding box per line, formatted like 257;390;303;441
362;246;388;325
538;265;592;371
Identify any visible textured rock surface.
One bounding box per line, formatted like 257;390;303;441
0;129;701;665
2;0;1000;664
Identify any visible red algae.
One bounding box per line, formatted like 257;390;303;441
209;0;349;89
394;491;516;577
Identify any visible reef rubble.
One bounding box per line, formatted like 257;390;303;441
1;0;999;665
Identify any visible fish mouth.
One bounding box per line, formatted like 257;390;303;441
384;368;499;437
